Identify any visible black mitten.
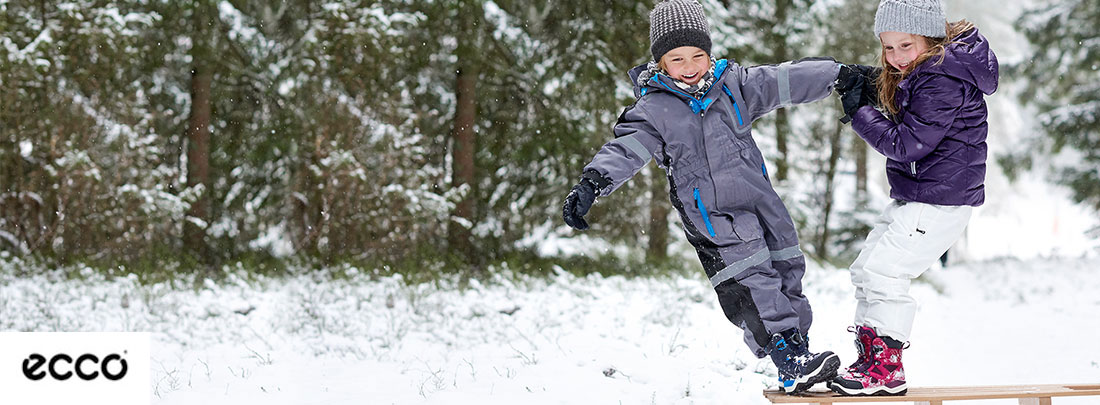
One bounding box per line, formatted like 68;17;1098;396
851;64;882;107
849;64;881;82
562;171;609;230
836;65;867;123
835;64;863;94
840;85;865;124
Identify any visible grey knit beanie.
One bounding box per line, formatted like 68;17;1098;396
649;0;712;62
873;0;947;38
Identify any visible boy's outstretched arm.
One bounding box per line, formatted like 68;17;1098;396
583;103;664;197
736;58;841;123
562;104;663;230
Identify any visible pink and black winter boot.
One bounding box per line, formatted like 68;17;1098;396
829;326;907;396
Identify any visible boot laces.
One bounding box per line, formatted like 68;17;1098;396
848;340;872;373
845;326;873;373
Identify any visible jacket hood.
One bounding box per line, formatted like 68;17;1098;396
628;63;650;98
913;27;999;95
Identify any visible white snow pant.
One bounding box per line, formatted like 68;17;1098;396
849;200;972;341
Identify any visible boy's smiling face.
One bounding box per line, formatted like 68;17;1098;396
660;46;710;85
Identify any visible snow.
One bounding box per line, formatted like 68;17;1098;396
4;0;1099;403
248;222;295;258
19;140;32;157
3;256;1099;404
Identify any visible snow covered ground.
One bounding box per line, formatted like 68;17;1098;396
4;1;1097;403
3;256;1099;404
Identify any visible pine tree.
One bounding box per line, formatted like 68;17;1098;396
479;1;660;267
205;0;451;264
809;0;880;261
706;0;816;182
184;0;217;265
0;1;172;263
1014;0;1100;211
447;0;482;264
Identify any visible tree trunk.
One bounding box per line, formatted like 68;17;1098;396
775;108;790;182
185;1;213;265
817;124;844;259
772;0;791;182
646;165;669;263
448;6;478;262
853;134;868;198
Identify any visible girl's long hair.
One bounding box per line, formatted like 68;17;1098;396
875;20;975;116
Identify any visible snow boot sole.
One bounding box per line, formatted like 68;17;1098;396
827;379;908;396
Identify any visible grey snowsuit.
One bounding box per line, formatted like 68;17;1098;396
584;58;840;357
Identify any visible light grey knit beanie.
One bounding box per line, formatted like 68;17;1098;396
649;0;712;62
873;0;947;38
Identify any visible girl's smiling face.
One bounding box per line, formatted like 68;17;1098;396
660;46;710;85
879;31;930;72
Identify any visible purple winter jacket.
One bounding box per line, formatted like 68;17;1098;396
852;28;999;206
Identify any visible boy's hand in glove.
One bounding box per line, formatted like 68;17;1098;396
836;64;867;123
835;64;864;94
562;171;609;230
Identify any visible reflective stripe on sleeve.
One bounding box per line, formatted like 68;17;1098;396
778;61;792;107
618;134;653;165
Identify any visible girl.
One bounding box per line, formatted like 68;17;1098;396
561;0;860;394
830;0;999;396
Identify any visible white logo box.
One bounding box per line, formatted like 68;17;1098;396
0;332;150;405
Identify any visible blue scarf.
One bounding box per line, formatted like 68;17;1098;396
637;57;717;99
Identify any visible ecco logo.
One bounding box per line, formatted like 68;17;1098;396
22;353;129;381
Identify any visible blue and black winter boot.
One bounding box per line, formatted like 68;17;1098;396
768;329;841;394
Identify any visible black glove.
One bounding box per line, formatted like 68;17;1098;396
836;64;867;123
839;85;865;124
850;64;882;107
849;64;881;82
562;171;609;231
835;64;863;94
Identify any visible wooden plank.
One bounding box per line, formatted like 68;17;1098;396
764;383;1100;404
1017;398;1053;405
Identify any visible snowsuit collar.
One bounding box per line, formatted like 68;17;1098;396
628;58;731;114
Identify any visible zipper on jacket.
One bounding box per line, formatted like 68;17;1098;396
721;85;745;126
693;188;718;238
910;162;917;175
652;76;724;208
653;78;713;115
